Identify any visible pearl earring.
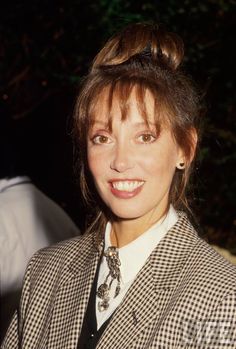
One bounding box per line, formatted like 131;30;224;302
177;162;185;169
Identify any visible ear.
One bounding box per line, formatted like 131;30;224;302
176;127;198;169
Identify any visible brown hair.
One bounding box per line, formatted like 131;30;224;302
73;23;202;235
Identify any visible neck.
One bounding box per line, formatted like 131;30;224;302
110;206;169;248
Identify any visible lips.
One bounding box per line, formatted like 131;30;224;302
109;180;145;199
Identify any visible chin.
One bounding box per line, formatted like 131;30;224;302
108;205;147;220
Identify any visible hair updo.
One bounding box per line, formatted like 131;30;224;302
92;23;184;70
73;23;202;234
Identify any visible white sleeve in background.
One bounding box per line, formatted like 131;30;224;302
0;178;80;297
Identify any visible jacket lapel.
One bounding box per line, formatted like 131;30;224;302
47;234;102;349
97;213;198;349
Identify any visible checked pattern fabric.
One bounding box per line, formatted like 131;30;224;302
1;212;236;349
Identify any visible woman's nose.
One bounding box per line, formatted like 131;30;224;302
110;143;135;173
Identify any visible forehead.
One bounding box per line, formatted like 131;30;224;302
90;85;157;128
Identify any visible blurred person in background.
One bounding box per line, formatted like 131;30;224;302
0;114;80;341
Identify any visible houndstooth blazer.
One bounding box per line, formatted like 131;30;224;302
2;212;236;349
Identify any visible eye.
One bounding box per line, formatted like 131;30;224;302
91;134;111;144
137;133;156;144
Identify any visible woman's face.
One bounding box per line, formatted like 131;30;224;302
87;90;184;224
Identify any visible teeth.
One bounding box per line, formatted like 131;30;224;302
111;181;144;192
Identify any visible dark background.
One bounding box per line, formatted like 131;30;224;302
0;0;235;252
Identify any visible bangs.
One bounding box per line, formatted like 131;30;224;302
84;77;172;134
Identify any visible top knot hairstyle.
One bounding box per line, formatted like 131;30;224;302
73;23;202;232
92;23;184;70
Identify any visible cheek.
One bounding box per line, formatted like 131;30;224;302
87;149;106;179
141;151;177;180
87;153;97;177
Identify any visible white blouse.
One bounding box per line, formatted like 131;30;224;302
96;205;178;329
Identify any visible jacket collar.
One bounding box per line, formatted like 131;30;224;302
149;211;198;289
68;211;197;291
47;233;101;349
97;212;199;349
68;232;103;275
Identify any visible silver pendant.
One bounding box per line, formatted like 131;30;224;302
98;299;110;312
114;284;121;298
97;283;109;299
97;246;121;312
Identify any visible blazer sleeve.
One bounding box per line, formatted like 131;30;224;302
1;252;40;349
208;290;236;347
189;290;236;348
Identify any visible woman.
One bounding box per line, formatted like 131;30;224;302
2;23;236;349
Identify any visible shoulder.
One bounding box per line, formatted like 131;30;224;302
183;217;236;282
189;234;236;288
175;214;236;312
163;213;236;326
25;233;95;280
175;211;236;279
167;211;236;294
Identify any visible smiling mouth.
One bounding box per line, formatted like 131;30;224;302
110;180;145;192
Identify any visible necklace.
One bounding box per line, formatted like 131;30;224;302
97;246;121;312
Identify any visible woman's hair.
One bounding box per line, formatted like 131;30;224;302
73;23;202;235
